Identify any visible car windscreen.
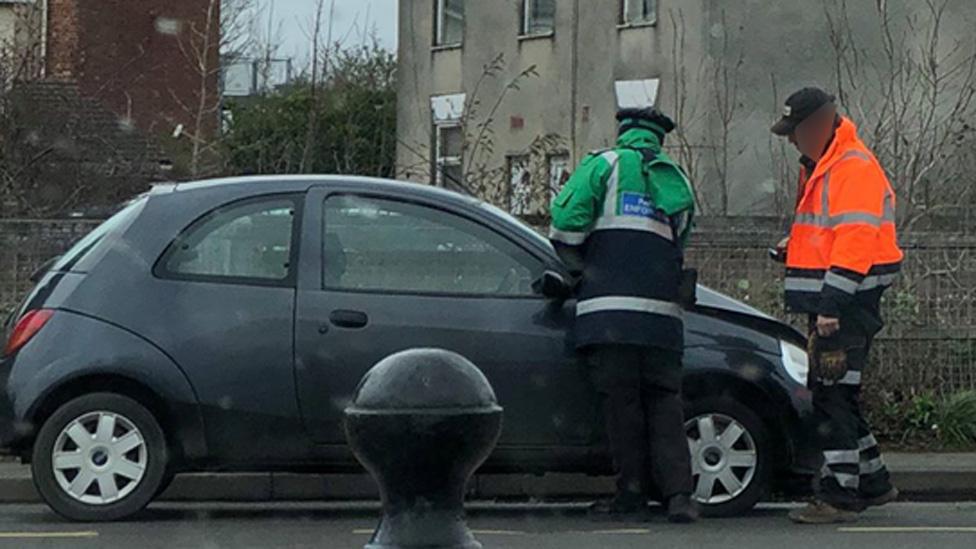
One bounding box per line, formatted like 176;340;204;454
50;196;149;274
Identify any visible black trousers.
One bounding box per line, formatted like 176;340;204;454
809;316;893;508
589;344;693;500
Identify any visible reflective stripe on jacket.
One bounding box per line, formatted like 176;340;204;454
548;128;695;350
785;117;904;317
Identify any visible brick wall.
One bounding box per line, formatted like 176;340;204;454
45;0;78;79
44;0;220;138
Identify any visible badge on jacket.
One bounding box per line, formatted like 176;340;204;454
621;192;655;218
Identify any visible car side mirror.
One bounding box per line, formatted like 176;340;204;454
533;270;572;300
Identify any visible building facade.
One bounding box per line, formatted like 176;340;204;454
397;0;976;217
0;0;223;215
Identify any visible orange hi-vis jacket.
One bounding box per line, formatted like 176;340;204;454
785;117;904;317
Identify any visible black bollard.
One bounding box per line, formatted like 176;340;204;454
344;348;504;549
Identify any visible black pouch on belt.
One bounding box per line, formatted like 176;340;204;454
678;268;698;307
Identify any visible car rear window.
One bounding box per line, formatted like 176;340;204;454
51;196;148;274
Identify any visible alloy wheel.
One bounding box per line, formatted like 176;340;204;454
685;413;758;505
51;411;148;505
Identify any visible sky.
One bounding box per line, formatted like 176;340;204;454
253;0;398;64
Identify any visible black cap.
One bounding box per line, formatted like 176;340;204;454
616;107;676;138
770;87;836;136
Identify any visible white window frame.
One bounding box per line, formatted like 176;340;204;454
621;0;658;26
521;0;555;37
434;0;464;47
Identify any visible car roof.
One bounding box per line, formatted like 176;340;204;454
164;175;482;209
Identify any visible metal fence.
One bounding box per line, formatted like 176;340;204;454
0;219;101;315
687;217;976;397
2;216;975;397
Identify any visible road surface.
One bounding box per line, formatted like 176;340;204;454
0;501;974;548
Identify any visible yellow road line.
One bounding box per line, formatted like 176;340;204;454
353;528;649;536
0;531;98;539
352;529;526;536
840;527;976;533
589;529;652;535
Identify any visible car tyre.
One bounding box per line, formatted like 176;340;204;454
154;468;177;499
32;393;168;522
685;396;771;518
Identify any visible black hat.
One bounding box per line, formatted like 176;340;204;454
616;107;676;138
770;87;836;136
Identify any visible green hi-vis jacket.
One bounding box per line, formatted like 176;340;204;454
549;128;696;249
548;128;696;351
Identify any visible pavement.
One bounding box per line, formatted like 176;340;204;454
0;502;975;548
1;453;975;504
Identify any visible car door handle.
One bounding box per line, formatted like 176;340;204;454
329;310;368;329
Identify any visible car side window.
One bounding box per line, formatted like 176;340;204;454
323;195;543;296
159;196;298;284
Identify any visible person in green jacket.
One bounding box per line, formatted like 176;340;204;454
549;107;698;522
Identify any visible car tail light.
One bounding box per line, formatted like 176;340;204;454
3;309;54;357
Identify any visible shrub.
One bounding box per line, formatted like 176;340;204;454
933;391;976;448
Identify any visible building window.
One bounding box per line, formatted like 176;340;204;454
547;153;571;202
621;0;657;25
435;0;464;46
430;94;467;188
522;0;555;36
436;125;464;188
508;155;531;215
614;78;661;109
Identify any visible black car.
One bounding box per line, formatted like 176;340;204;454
1;176;816;521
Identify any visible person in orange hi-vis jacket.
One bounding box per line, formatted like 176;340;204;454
769;87;902;525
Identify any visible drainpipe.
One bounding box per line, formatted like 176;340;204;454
570;0;579;163
40;0;48;77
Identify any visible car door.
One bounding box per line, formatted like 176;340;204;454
146;193;309;463
294;186;599;450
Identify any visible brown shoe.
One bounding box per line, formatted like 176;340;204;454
789;501;860;524
862;487;899;508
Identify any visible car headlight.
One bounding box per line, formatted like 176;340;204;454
779;340;809;385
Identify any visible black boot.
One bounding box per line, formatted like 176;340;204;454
666;494;700;523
